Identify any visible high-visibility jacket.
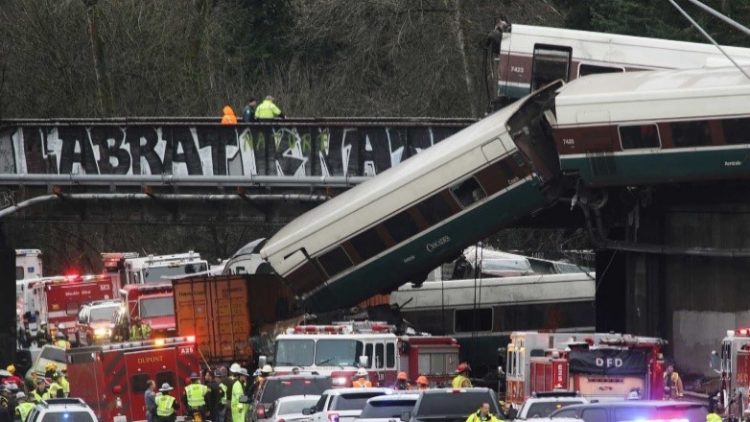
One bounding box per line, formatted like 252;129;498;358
452;375;472;389
16;402;35;422
130;323;152;340
231;379;248;422
47;382;63;399
60;375;70;397
156;393;176;417
465;410;502;422
185;383;208;408
221;106;238;125
255;100;282;119
706;413;722;422
54;339;70;350
32;390;44;403
219;383;228;406
352;379;372;388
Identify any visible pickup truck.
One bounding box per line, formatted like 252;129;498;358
403;388;501;422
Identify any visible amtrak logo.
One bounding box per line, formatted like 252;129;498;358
426;236;451;252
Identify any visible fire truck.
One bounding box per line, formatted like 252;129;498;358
123;251;208;285
116;283;176;339
268;321;459;387
30;274;116;340
711;328;750;413
505;331;666;405
101;252;139;289
67;336;200;422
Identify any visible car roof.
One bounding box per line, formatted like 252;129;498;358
421;387;493;394
266;374;330;381
558;401;704;411
37;398;92;410
276;395;321;403
323;388;393;395
367;393;419;402
524;397;588;403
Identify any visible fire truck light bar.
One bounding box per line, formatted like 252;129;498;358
100;336;194;351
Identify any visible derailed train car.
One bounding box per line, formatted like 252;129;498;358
260;82;564;311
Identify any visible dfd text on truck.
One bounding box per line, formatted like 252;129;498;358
268;321;459;387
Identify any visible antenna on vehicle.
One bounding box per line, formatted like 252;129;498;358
669;0;750;81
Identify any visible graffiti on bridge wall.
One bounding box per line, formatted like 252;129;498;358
0;124;462;177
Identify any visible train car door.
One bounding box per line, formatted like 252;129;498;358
530;44;572;91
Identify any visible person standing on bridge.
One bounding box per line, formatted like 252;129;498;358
452;363;473;389
255;96;284;119
243;98;257;122
221;105;238;125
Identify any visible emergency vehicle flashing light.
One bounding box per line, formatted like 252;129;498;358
288;321;395;335
735;328;750;336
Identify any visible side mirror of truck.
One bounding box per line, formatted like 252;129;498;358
359;355;369;368
710;350;721;374
302;407;314;415
400;411;411;422
259;355;267;367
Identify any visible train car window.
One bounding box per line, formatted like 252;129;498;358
722;118;750;144
531;44;572;91
317;247;352;277
449;177;487;208
350;228;387;261
383;211;419;243
416;193;455;226
454;308;493;332
579;63;625;77
671;121;711;147
619;124;660;149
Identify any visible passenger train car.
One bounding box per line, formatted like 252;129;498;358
494;24;750;101
390;272;595;377
551;65;750;186
260;82;564;312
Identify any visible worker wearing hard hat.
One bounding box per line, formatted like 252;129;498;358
183;372;209;421
31;379;46;403
394;372;410;391
231;367;250;422
15;392;34;422
156;383;180;422
54;332;71;350
415;376;429;391
352;368;373;388
45;372;64;400
253;364;273;393
452;363;473;389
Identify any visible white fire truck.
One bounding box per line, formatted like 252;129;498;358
712;328;750;414
268;321;459;387
506;331;666;405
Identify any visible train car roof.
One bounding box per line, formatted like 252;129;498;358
261;97;527;258
555;65;750;126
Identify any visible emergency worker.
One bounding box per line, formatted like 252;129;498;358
59;368;69;398
155;383;179;422
213;369;228;422
452;363;472;389
183;372;209;420
3;366;22;389
254;96;284;119
706;401;723;422
45;373;63;399
394;372;410;391
221;106;238;125
54;332;70;350
465;403;502;422
221;365;234;422
253;365;273;393
35;323;51;347
352;368;372;388
231;368;249;422
31;380;45;403
15;392;34;422
44;363;57;380
130;316;152;340
415;376;429;391
663;364;684;399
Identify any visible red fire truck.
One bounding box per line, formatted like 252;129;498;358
267;321;460;387
505;331;666;405
711;328;750;414
117;283;177;338
30;274;116;340
67;336;200;422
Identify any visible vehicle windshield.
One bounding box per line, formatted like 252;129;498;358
90;305;120;322
415;392;498;417
142;262;207;283
278;398;320;415
332;393;388;411
259;378;332;404
360;399;417;418
42;412;95;422
523;401;584;419
275;340;315;366
316;339;363;366
40;347;66;363
139;297;174;318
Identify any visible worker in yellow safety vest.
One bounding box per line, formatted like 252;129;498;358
31;379;46;403
59;368;70;397
15;392;35;422
231;367;249;422
45;373;64;400
452;362;473;389
465;403;502;422
155;383;179;422
183;372;209;420
130;316;152;340
53;332;71;350
254;96;284;119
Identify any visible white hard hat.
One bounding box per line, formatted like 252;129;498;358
356;368;368;377
159;383;173;392
229;363;241;374
261;365;273;374
16;392;25;400
236;368;249;377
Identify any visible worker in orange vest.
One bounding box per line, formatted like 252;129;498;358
352;368;372;388
220;106;238;125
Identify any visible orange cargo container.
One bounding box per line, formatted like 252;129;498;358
173;275;252;364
